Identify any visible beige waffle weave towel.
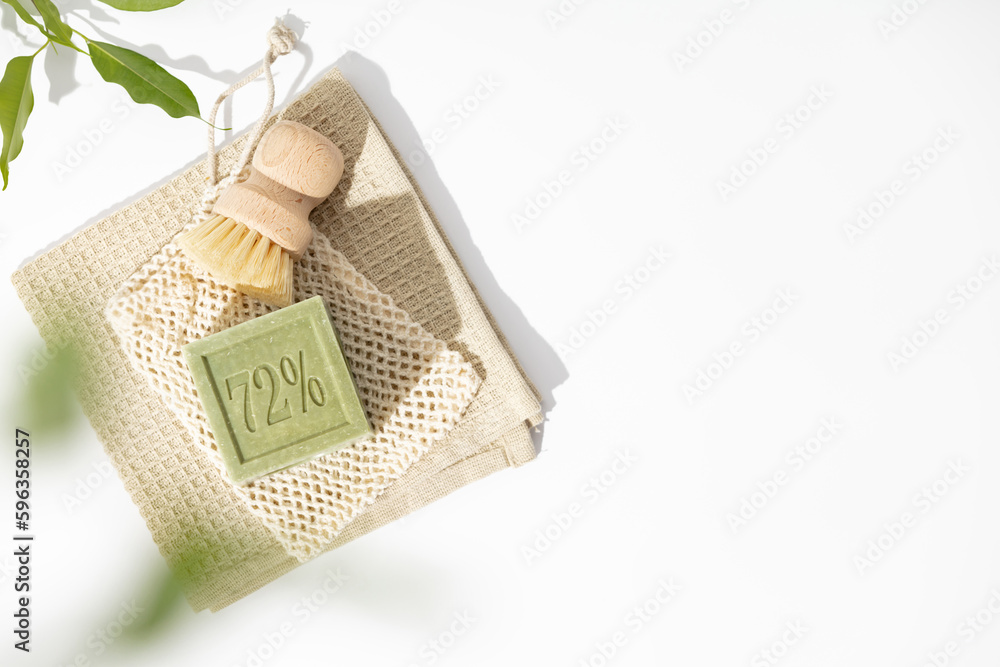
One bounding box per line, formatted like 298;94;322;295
11;68;542;611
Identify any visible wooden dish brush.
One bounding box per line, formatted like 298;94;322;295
177;120;344;307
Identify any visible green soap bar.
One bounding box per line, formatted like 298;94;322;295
182;296;372;484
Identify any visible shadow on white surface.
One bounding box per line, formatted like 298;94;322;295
335;52;568;451
71;2;242;84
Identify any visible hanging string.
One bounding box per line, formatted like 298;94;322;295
197;18;297;217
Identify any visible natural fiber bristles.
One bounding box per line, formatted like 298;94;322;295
177;214;293;307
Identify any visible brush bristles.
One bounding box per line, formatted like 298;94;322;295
177;214;294;307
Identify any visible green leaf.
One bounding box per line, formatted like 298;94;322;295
30;0;75;47
18;344;80;437
97;0;185;10
0;55;34;190
121;570;185;639
87;41;200;120
2;0;43;31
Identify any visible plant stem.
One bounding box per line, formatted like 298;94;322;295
69;27;94;52
30;40;50;59
61;29;87;55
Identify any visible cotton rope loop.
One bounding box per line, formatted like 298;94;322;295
196;19;298;222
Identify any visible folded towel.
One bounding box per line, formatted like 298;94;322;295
11;68;541;611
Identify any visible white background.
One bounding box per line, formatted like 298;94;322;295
2;0;1000;665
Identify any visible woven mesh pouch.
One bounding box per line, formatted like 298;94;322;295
105;174;481;563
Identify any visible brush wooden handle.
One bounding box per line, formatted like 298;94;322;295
212;121;344;259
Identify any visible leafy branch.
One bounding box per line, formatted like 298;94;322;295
0;0;204;191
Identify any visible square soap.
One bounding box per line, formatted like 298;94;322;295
182;296;372;484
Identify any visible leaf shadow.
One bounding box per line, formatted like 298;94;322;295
43;44;80;104
73;17;241;84
61;0;121;26
0;2;35;46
